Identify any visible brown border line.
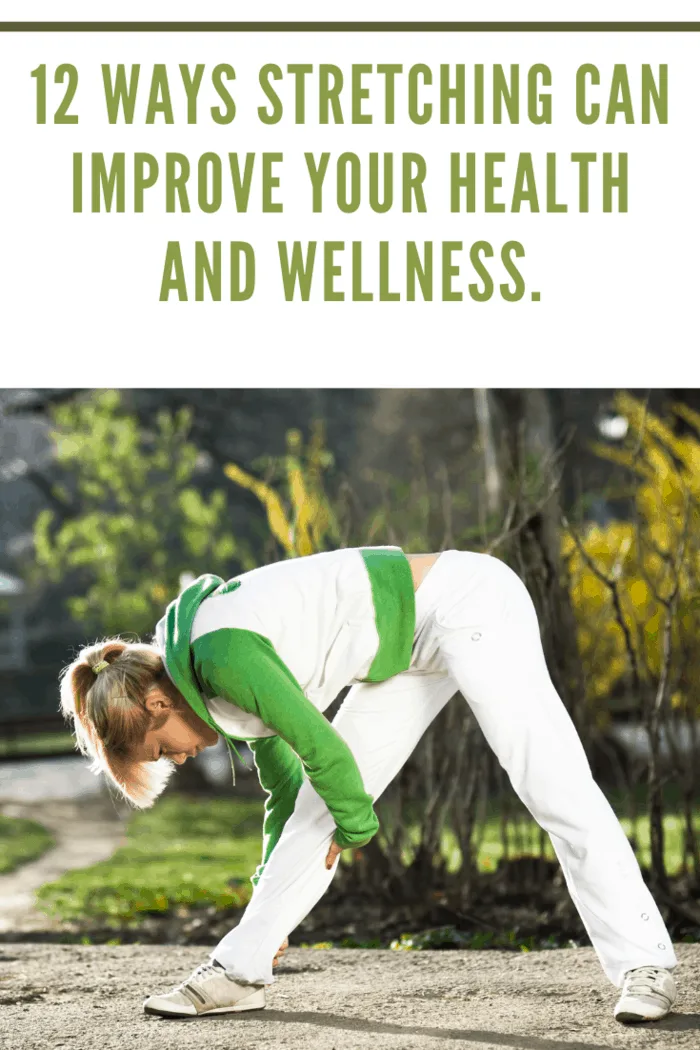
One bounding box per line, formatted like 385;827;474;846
0;21;699;32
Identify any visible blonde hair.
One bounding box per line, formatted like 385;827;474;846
60;638;178;807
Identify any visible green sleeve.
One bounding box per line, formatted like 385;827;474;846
248;736;304;886
192;628;379;850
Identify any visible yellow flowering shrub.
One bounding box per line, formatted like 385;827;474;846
224;423;340;558
564;393;700;710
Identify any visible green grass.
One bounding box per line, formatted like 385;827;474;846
0;814;55;874
37;796;264;925
0;732;75;757
380;783;700;876
432;809;699;876
37;792;700;928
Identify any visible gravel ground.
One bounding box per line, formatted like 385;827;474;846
1;943;699;1050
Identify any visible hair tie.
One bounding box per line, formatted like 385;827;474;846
93;660;110;675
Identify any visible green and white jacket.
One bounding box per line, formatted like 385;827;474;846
154;546;416;883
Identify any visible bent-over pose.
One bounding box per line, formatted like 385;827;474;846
61;547;678;1023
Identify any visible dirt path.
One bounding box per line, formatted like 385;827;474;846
1;943;699;1050
0;799;126;935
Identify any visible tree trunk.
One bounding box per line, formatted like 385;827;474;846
492;390;586;728
474;389;502;519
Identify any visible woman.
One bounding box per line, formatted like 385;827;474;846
61;546;677;1023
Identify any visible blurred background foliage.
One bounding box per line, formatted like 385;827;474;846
31;391;247;636
223;422;341;558
566;392;700;712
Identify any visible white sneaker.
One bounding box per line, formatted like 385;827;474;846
614;966;676;1023
143;959;266;1017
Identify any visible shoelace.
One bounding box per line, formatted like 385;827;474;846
177;960;222;990
624;966;667;997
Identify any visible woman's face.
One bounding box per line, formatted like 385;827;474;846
133;688;219;765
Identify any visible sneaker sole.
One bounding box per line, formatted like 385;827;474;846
144;999;265;1016
615;1011;668;1025
145;993;266;1018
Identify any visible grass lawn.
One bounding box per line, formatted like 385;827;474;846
0;814;55;875
36;791;700;929
436;808;699;876
0;732;75;757
37;796;264;925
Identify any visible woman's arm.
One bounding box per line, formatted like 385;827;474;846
192;628;379;850
248;736;304;885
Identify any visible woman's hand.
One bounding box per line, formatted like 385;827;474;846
325;839;344;870
272;938;289;968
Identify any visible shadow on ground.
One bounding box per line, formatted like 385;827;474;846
3;943;700;1050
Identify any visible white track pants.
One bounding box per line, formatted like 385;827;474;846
212;550;676;988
